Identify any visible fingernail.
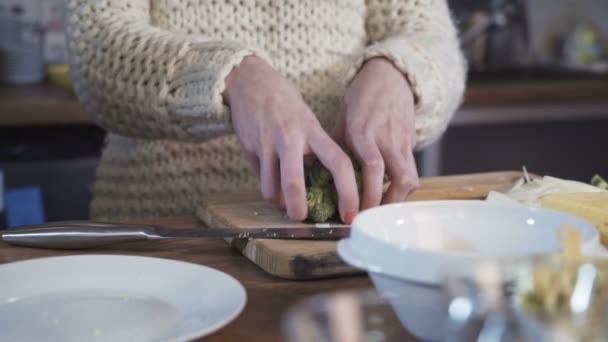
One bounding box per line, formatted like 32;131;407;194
345;210;358;225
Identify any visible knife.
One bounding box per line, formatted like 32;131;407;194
0;221;350;250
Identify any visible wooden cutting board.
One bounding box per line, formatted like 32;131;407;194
196;171;528;280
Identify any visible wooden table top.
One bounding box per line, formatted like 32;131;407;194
0;216;374;342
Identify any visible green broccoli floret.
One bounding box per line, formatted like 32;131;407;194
304;152;364;222
306;160;332;187
306;186;336;222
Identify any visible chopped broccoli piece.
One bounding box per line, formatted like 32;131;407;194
306;160;332;188
304;152;365;222
306;186;336;222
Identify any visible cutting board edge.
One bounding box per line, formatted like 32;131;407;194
231;237;364;279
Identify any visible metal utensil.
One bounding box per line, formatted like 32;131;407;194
1;221;350;250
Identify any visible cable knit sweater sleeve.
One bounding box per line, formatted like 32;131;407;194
345;0;467;150
65;0;269;141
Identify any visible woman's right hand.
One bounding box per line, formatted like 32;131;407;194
223;56;360;223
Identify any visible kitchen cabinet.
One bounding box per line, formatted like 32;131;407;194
0;125;104;227
441;118;608;182
420;77;608;179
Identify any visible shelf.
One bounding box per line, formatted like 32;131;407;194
0;84;92;126
1;77;608;127
463;78;608;107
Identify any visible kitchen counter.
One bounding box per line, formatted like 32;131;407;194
1;78;608;127
0;216;381;342
0;85;90;126
463;77;608;107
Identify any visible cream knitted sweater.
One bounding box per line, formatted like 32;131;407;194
66;0;466;221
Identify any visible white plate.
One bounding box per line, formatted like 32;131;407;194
337;200;598;285
0;255;246;342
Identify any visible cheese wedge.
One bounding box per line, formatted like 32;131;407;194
502;175;604;207
540;192;608;246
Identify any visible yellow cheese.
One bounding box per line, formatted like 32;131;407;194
540;192;608;246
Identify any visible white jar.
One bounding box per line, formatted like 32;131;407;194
0;14;44;85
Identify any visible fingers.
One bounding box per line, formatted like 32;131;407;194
247;148;286;209
402;146;420;198
258;148;282;207
308;126;359;223
381;144;419;204
276;191;286;209
278;147;308;221
332;111;346;146
350;138;385;210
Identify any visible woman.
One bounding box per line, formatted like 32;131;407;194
66;0;466;223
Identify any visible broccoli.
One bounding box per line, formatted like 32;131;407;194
304;155;363;222
306;160;332;188
306;186;337;222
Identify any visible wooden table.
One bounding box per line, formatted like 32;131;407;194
0;217;374;342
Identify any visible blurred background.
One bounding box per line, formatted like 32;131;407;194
0;0;606;227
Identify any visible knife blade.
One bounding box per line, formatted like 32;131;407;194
0;221;350;250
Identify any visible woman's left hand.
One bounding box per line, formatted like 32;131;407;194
335;57;420;210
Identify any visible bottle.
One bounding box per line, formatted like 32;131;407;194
0;3;45;84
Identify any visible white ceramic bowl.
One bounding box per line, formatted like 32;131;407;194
337;200;599;341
